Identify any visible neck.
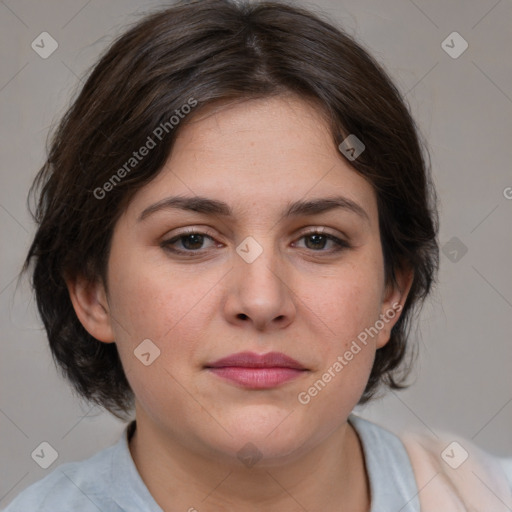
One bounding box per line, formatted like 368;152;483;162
128;410;370;512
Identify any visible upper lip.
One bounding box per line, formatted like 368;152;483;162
205;351;307;370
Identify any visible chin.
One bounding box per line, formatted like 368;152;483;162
204;406;320;467
211;434;311;469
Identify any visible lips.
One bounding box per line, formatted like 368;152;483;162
205;351;308;389
206;351;306;369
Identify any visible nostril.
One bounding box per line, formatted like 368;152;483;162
237;313;249;320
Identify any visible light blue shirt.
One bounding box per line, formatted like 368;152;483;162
1;415;423;511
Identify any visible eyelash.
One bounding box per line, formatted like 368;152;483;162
160;228;350;256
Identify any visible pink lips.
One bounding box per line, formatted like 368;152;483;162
205;351;308;389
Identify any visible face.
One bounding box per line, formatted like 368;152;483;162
74;95;409;466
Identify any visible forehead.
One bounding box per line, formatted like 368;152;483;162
124;95;378;225
173;95;336;169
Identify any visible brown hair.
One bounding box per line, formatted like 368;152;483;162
24;0;439;420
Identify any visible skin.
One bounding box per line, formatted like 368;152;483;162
68;94;413;512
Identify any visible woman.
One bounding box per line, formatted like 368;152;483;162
5;0;511;510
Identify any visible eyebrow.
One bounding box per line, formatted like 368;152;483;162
137;194;370;223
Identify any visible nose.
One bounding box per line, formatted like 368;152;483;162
222;241;297;332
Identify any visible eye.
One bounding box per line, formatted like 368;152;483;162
292;230;350;253
161;229;220;255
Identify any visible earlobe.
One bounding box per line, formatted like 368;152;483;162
66;274;115;343
376;267;414;349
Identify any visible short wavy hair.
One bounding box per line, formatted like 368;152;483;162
23;0;439;420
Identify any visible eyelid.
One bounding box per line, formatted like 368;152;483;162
179;226;216;235
166;226;219;240
295;225;348;240
297;225;326;235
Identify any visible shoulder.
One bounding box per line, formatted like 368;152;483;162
399;428;512;511
350;414;512;511
1;442;122;512
349;413;416;475
349;414;421;511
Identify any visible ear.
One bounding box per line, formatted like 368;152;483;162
66;274;115;343
375;266;414;349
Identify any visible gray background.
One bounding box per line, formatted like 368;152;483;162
1;0;511;507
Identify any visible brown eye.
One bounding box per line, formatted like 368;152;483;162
161;230;218;255
294;231;350;253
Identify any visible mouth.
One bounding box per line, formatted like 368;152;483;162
204;351;309;389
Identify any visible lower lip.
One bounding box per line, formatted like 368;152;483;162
207;367;306;389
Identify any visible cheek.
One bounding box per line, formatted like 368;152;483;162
294;252;384;405
297;275;380;418
305;258;384;346
107;247;218;343
105;259;217;424
105;251;226;406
